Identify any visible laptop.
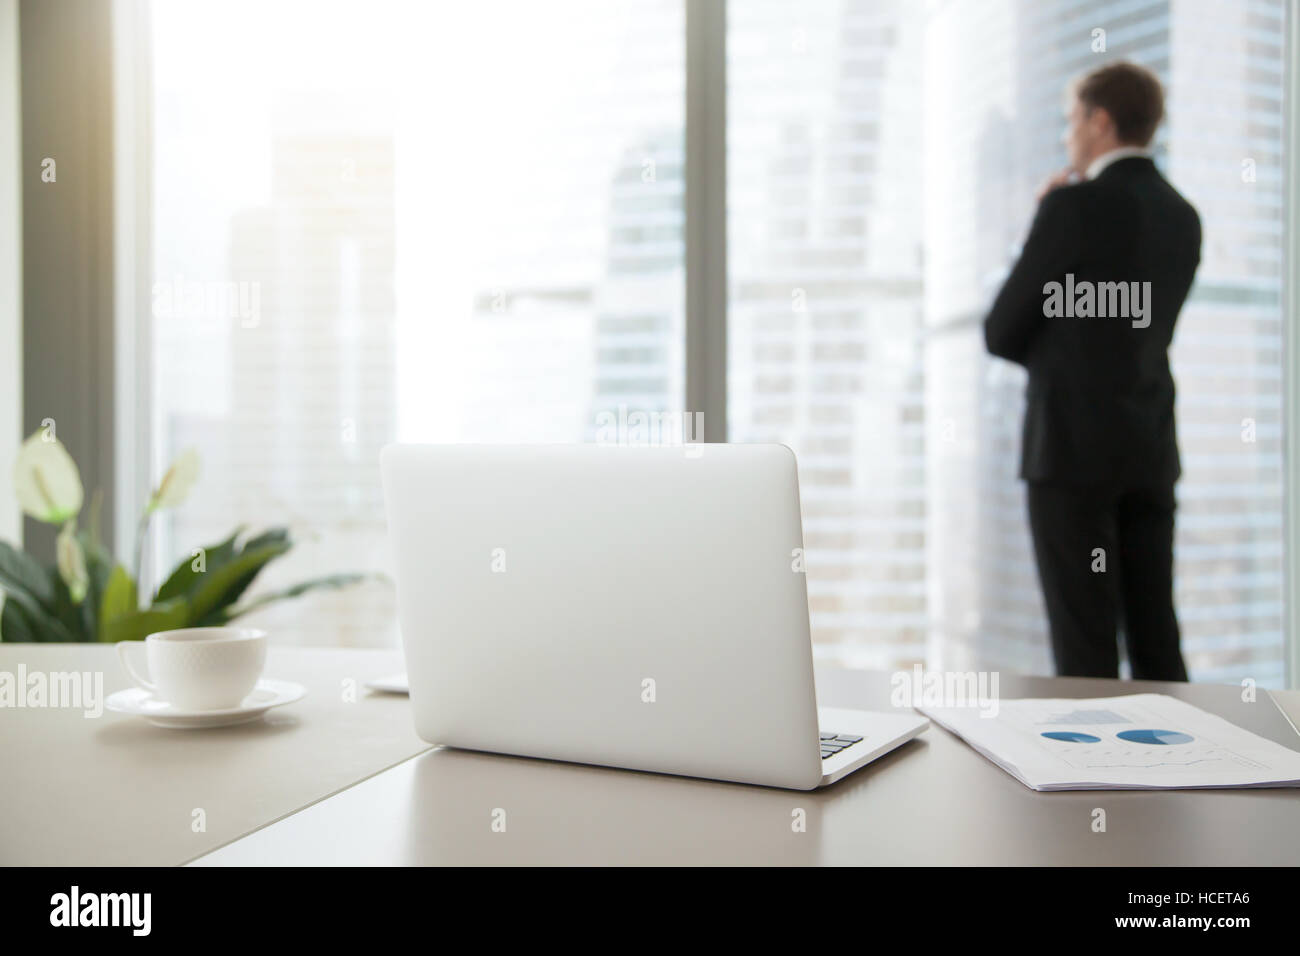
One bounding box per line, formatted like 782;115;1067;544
380;443;928;790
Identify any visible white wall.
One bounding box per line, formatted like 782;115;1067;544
0;0;21;546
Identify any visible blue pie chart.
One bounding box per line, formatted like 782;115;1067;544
1117;728;1194;745
1041;731;1101;743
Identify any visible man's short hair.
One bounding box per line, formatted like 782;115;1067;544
1074;61;1164;146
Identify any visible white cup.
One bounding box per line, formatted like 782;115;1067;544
116;627;267;711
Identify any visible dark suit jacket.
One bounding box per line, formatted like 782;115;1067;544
983;156;1201;486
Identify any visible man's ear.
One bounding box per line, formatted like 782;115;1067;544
1089;105;1116;139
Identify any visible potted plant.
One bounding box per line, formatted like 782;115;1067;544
0;430;366;642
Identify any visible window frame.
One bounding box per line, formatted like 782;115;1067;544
1284;0;1299;687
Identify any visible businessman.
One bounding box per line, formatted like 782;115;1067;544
983;61;1201;680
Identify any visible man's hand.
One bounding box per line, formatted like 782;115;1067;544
1036;168;1077;203
985;178;1079;365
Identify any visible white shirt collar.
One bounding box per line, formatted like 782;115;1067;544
1085;145;1153;180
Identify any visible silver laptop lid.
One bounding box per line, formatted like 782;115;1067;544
380;443;823;789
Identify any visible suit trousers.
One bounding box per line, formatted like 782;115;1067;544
1025;481;1188;681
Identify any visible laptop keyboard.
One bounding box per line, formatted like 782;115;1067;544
820;732;864;760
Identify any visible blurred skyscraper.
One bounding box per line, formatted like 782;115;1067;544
729;0;927;668
590;133;686;432
164;97;399;646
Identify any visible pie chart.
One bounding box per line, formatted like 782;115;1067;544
1041;731;1101;743
1117;728;1194;745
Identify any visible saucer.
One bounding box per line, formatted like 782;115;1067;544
106;679;306;728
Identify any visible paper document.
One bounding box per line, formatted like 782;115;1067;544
919;693;1300;791
365;672;409;694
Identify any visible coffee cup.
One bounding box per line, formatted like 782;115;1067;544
116;627;267;711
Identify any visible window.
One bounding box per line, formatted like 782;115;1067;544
728;0;926;668
728;0;1289;682
146;0;1290;682
150;0;684;644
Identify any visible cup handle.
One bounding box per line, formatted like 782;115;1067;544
115;641;156;692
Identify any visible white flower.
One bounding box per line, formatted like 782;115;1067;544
150;448;201;511
56;523;88;605
13;431;84;524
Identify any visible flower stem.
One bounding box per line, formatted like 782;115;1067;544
132;504;155;607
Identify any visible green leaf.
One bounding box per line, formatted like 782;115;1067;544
78;529;114;593
215;573;369;624
49;569;93;642
145;526;294;629
1;596;39;642
0;574;79;642
99;565;138;643
102;597;190;644
0;539;57;612
154;527;242;603
240;528;291;550
0;540;79;641
78;530;115;642
185;540;291;624
205;529;292;612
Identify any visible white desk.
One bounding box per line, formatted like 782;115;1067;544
197;668;1300;866
4;644;1298;866
0;644;427;866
